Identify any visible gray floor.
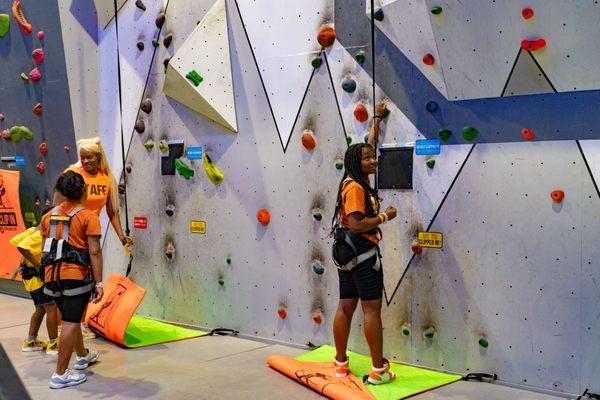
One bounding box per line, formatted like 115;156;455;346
0;293;565;400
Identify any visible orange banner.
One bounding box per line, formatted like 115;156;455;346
0;169;26;280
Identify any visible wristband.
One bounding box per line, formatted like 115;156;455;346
95;282;104;289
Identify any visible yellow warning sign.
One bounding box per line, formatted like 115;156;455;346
418;231;443;249
190;220;206;234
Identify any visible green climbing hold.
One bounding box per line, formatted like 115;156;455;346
346;136;352;145
158;140;169;153
423;326;436;339
20;72;28;81
226;257;232;265
175;158;194;180
335;160;344;170
152;39;159;48
311;57;322;68
462;126;479;141
10;126;33;142
381;108;391;119
431;6;443;15
438;128;452;142
373;8;384;21
0;14;10;37
186;70;203;86
479;337;489;348
218;278;225;286
355;51;365;64
402;326;411;336
426;160;435;169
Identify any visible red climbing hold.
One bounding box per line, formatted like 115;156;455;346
37;31;44;39
32;103;42;116
521;38;546;52
301;130;316;150
257;209;271;225
521;8;534;20
411;242;423;255
551;189;564;202
36;161;45;174
521;128;534;140
34;199;40;207
39;142;47;155
44;199;51;207
29;67;42;82
0;114;4;121
422;53;435;65
353;104;369;123
317;25;336;48
32;48;44;65
312;311;323;325
277;308;287;319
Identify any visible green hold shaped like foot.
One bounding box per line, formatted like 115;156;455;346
335;160;344;170
158;140;169;153
346;136;352;145
431;6;443;15
438;128;452;142
423;327;436;339
10;126;33;142
186;70;203;86
355;51;365;64
479;338;489;348
226;257;232;265
0;14;10;37
152;39;159;48
175;158;194;180
311;57;322;68
426;159;436;169
218;278;225;286
462;126;479;141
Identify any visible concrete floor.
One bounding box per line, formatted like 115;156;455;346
0;293;566;400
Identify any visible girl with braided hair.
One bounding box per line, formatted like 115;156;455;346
330;102;397;385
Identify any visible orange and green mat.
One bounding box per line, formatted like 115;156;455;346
268;345;461;400
122;316;207;348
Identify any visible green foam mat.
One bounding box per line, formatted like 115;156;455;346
123;316;208;348
296;345;462;400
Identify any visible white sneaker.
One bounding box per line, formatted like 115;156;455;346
49;369;86;389
74;349;99;370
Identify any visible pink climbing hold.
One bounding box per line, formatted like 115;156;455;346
1;129;10;140
44;199;51;207
353;104;369;123
32;48;44;64
521;8;534;20
422;53;435;65
37;31;44;39
0;114;4;121
29;67;42;82
521;38;546;51
39;142;48;155
36;161;45;174
34;199;41;207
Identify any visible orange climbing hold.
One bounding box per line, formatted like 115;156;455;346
550;189;564;202
32;103;42;116
39;142;47;155
301;130;316;150
278;308;287;319
521;128;534;140
317;25;336;48
12;1;32;35
257;209;271;225
522;8;534;19
521;38;546;51
313;310;323;325
422;53;435;65
353;104;369;123
36;161;45;174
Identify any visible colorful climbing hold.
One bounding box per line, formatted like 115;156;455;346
354;104;369;123
165;242;175;260
144;139;154;151
12;1;32;35
156;12;166;29
203;153;224;185
152;39;159;48
39;142;47;155
36;161;45;174
175;158;194;180
317;25;336;48
125;164;132;174
425;100;438;112
438;128;452;142
521;38;546;52
0;114;4;121
118;183;126;195
462;126;478;141
426;160;435;169
277;308;287;319
422;53;435;66
10;125;32;141
218;278;225;286
381;108;391;119
479;337;489;348
36;31;43;39
346;136;352;145
355;51;365;64
311;57;322;68
63;146;70;153
1;129;10;140
158;140;169;153
363;133;370;144
313;310;323;325
135;0;146;11
335;159;344;170
163;33;173;48
423;326;436;339
431;6;443;15
20;72;28;81
141;98;152;114
550;189;564;203
32;48;44;65
137;42;145;51
186;70;203;86
521;128;534;141
411;241;423;255
373;8;384;21
34;199;40;207
312;260;325;275
29;67;41;82
312;209;322;221
342;78;357;93
134;118;145;134
44;199;51;207
257;209;270;225
226;257;232;265
163;57;171;70
32;103;42;116
301;130;316;150
521;8;534;20
0;13;9;37
402;323;411;336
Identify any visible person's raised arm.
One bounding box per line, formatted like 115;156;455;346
368;101;388;148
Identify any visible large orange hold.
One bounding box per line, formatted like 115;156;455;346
313;311;323;325
422;53;435;65
317;26;336;48
12;1;32;35
550;189;564;202
521;38;546;51
257;208;271;225
302;130;316;150
278;308;287;319
521;128;534;140
353;104;369;123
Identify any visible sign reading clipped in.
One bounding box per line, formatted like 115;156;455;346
133;217;147;229
190;220;206;234
187;147;203;160
418;231;443;249
415;139;441;155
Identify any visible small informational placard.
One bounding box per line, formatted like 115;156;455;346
187;147;203;160
133;217;147;229
415;139;441;155
190;220;206;234
15;156;25;166
418;231;443;248
24;212;36;223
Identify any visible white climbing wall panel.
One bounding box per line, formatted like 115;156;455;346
235;0;333;150
502;49;555;96
164;0;237;133
93;0;128;29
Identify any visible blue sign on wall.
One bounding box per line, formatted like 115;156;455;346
15;156;25;166
187;147;203;160
415;139;441;155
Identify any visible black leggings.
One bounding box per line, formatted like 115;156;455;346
46;280;92;323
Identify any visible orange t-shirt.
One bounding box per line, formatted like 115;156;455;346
40;201;102;281
66;166;111;215
341;179;380;245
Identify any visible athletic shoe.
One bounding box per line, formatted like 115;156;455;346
367;358;396;385
81;323;96;339
21;338;47;352
74;349;99;370
46;340;59;356
49;369;86;389
334;357;349;378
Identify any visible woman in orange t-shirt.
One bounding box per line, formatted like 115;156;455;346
330;102;398;385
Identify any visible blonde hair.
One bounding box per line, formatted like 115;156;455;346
72;137;119;211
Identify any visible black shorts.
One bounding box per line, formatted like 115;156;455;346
338;254;383;301
45;280;93;323
29;287;55;307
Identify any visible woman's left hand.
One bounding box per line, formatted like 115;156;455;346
120;235;134;246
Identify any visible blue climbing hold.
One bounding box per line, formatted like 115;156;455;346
312;261;325;275
342;79;357;93
426;101;438;112
373;8;384;21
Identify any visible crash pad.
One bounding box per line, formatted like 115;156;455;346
268;345;461;400
123;316;207;348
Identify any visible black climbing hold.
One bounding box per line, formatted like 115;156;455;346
438;128;451;142
141;98;153;114
373;8;384;21
426;160;435;169
135;0;146;11
137;41;144;51
355;51;365;64
431;6;442;15
423;327;436;339
165;204;175;217
342;79;357;93
363;133;370;143
462;126;478;141
125;164;132;174
164;57;172;71
312;210;322;221
163;33;173;48
156;12;166;29
134;118;145;134
426;100;438;112
311;57;322;68
381;109;391;119
118;183;126;195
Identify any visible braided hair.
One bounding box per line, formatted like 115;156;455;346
331;143;379;231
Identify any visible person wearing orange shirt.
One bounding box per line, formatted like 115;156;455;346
330;102;398;385
41;171;104;389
